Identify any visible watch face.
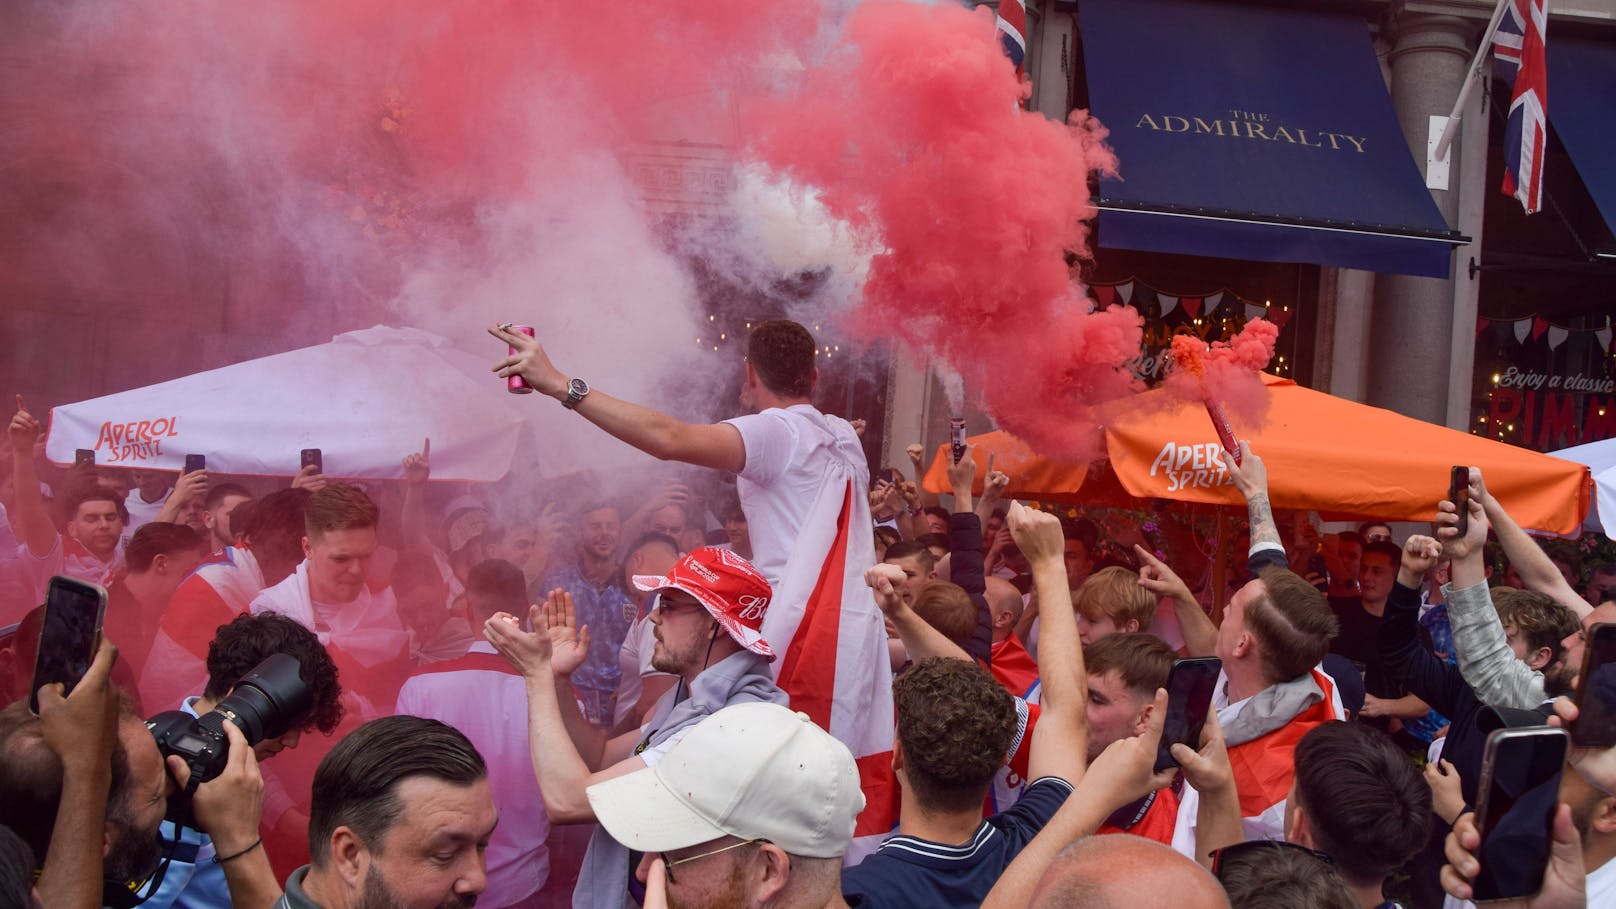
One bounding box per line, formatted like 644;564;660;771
569;378;589;397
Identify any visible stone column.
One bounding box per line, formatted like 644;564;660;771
1365;7;1474;423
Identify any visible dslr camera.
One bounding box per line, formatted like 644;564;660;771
147;653;313;788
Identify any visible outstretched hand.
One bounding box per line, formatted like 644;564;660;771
865;563;908;617
1135;545;1193;605
402;438;431;485
1224;441;1267;499
489;324;568;399
539;588;591;678
8;395;40;455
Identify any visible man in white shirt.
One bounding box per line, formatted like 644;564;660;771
250;483;407;714
397;559;551;909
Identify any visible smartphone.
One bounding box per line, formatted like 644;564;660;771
1449;466;1470;537
949;418;967;464
1155;657;1221;772
300;448;323;474
74;449;95;469
1470;727;1568;902
28;576;109;715
1572;623;1616;748
184;453;206;474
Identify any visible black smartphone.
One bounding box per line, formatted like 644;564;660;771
74;449;95;469
300;448;322;473
1471;727;1569;902
1155;657;1221;772
1572;623;1616;748
29;576;109;715
184;453;206;474
1449;466;1470;537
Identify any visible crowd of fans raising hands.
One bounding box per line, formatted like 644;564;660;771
0;319;1612;909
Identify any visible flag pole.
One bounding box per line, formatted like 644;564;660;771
1432;0;1513;163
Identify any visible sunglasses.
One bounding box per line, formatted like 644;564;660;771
1208;840;1334;881
660;838;770;885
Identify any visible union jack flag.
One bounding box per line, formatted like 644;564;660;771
1495;0;1549;214
995;0;1028;75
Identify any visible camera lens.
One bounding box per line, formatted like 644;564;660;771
213;653;314;743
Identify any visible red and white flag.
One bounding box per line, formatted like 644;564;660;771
995;0;1028;75
1495;0;1549;214
764;479;897;861
138;547;264;710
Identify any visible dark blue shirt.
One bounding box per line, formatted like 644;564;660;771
842;776;1073;909
538;561;631;723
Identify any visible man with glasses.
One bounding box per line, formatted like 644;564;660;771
587;701;863;909
483;546;788;909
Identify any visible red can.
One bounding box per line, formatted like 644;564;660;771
507;325;536;394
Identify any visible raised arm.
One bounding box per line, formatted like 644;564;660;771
35;639;119;909
1225;441;1281;553
1009;501;1087;784
492;325;745;473
399;440;431;551
1439;485;1549;709
866;564;970;663
1472;468;1590;619
947;444;993;664
1135;544;1217;657
8;397;56;557
980;690;1175;909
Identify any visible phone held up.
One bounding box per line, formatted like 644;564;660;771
74;448;95;469
1470;726;1568;903
949;418;967;464
301;448;323;474
1155;657;1221;772
184;453;206;474
29;575;109;715
1448;465;1470;537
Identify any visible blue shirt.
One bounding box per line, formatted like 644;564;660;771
537;561;632;723
139;698;231;909
842;776;1073;909
1403;603;1457;743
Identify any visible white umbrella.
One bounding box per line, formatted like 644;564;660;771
45;325;530;482
1549;438;1616;539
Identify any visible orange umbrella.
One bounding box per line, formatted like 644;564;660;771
924;373;1591;535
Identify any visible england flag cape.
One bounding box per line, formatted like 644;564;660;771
249;560;408;670
1171;666;1343;857
140;546;265;712
758;430;898;863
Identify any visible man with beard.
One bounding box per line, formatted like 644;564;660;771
537;502;629;728
483;546;788;909
0;682;174;905
279;715;497;909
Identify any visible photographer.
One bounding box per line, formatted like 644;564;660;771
144;613;343;909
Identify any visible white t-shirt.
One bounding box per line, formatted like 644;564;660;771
396;642;549;906
123;489;170;533
724;404;867;587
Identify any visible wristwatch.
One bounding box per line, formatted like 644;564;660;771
562;377;590;410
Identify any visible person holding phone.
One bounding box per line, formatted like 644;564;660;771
1172;441;1344;853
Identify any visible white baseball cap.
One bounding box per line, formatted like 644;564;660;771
586;702;864;859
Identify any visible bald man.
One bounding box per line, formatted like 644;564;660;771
987;576;1038;699
1028;836;1230;909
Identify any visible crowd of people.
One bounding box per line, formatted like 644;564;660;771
0;319;1612;909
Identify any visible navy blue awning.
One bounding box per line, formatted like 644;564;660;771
1080;0;1464;278
1548;38;1616;250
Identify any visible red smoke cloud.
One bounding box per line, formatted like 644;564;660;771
1165;319;1281;427
747;1;1138;458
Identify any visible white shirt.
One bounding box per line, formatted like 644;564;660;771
396;641;549;906
725;404;867;587
124;488;170;533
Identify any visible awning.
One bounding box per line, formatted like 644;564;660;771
1080;0;1465;278
1548;37;1616;251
